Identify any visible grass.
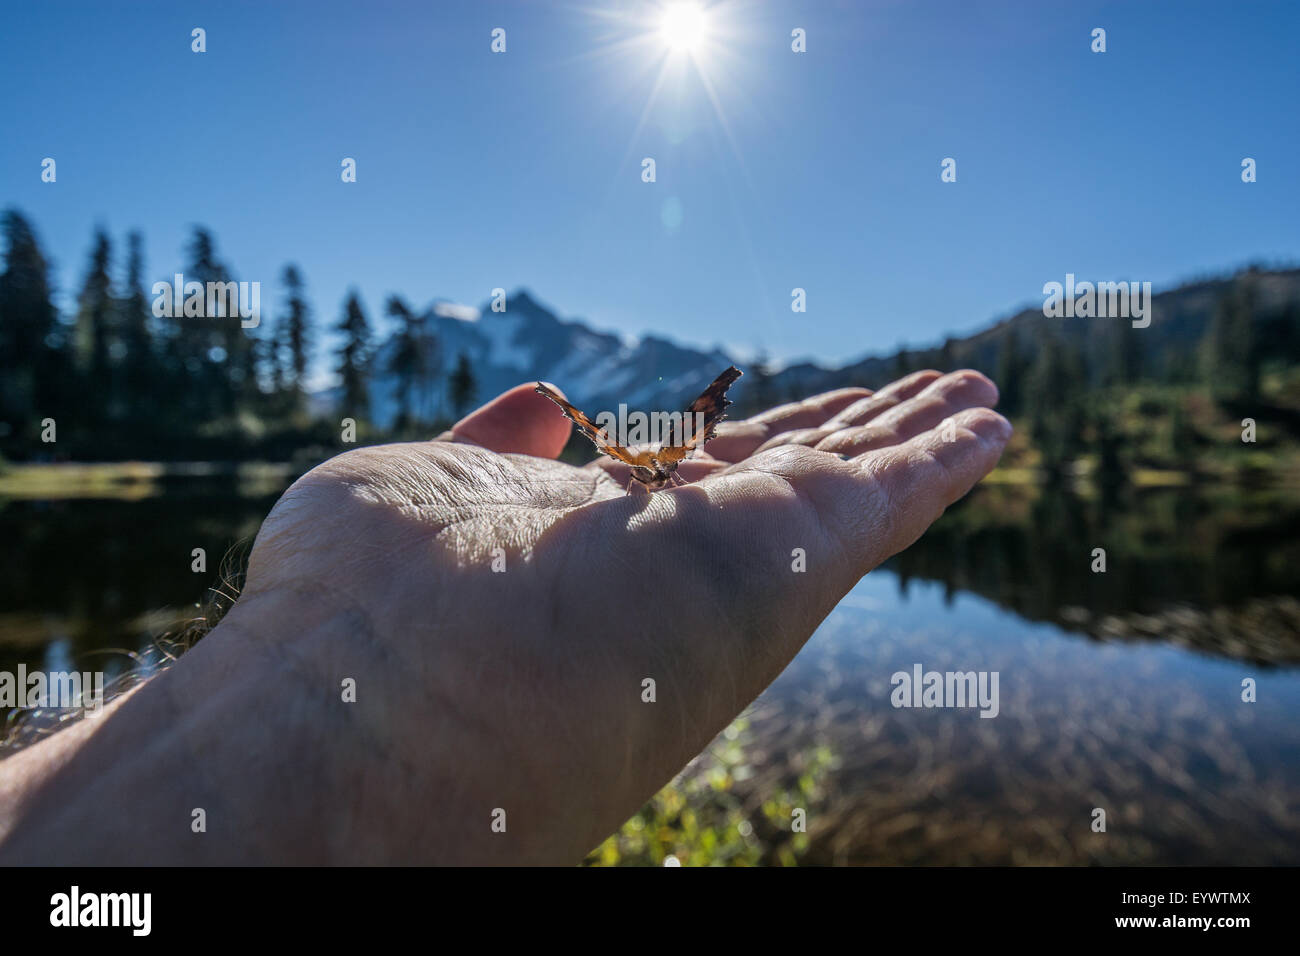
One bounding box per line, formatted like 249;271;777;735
0;461;165;499
584;717;836;866
0;461;297;500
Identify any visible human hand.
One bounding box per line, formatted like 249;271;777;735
234;367;1009;863
0;368;1009;865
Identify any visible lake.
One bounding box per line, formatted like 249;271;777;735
3;472;1298;864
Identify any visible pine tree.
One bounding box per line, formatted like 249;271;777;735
1200;280;1259;402
0;211;65;450
74;230;114;373
419;314;440;423
119;231;154;420
279;264;312;406
1105;318;1139;387
335;291;372;420
891;343;911;380
995;325;1025;415
181;228;242;419
386;295;423;429
1025;325;1088;476
448;351;477;419
750;350;776;411
74;229;117;423
267;322;287;394
939;337;956;371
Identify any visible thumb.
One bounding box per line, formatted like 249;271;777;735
438;382;572;458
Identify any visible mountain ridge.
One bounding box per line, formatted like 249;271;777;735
328;268;1300;425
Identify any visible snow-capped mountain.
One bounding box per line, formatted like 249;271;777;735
334;289;743;426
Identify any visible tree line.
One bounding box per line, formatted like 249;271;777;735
0;210;478;462
884;266;1300;480
3;207;1296;474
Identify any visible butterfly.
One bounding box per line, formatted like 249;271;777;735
536;366;743;492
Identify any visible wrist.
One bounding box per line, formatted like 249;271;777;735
0;586;390;864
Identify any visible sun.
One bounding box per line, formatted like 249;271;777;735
660;2;709;54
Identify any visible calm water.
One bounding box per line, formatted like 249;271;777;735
0;483;277;685
3;478;1298;864
757;572;1300;864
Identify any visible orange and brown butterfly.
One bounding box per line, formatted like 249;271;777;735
535;366;743;492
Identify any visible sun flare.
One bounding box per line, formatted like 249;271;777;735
660;2;709;54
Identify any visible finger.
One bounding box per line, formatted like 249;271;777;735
830;370;944;426
747;386;874;427
436;382;572;458
814;369;999;456
855;406;1012;560
754;370;942;452
705;387;872;461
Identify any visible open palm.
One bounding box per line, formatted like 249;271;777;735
229;367;1009;863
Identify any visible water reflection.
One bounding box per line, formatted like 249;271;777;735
889;484;1300;665
748;572;1300;864
0;482;279;681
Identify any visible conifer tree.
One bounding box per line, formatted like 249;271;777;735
336;291;372;420
448;351;477;419
386;295;423;429
280;264;312;406
0;211;63;450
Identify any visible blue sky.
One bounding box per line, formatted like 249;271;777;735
2;0;1296;383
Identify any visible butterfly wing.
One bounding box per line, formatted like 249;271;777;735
654;365;744;466
534;383;642;467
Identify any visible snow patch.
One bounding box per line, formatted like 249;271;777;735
434;301;480;322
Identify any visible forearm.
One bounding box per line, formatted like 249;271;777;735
0;590;387;864
0;585;684;865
